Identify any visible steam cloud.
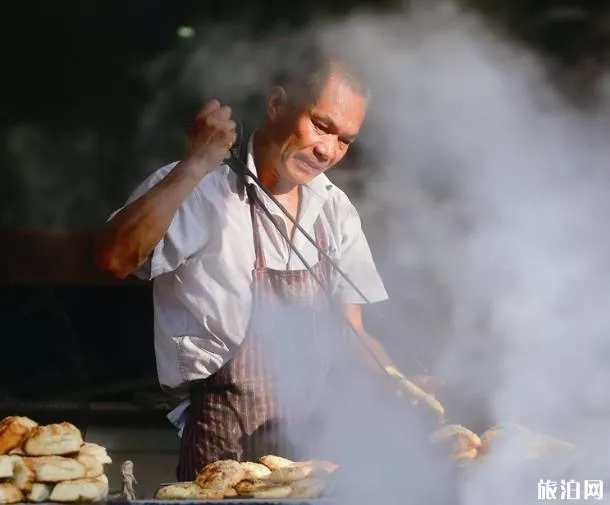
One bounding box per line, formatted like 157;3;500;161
183;3;610;504
7;0;610;503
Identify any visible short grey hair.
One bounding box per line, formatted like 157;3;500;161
272;43;372;106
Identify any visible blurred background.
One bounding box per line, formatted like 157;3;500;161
1;0;609;493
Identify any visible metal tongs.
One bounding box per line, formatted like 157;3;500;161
224;128;445;422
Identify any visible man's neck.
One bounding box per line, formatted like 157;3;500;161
253;129;299;198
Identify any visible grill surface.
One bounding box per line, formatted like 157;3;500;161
45;501;337;505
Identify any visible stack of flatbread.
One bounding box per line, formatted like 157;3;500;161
0;416;112;504
429;422;575;466
155;455;339;500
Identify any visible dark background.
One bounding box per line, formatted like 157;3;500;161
0;0;608;425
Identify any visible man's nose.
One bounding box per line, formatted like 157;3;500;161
313;139;335;163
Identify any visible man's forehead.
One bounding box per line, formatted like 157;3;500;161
311;75;368;135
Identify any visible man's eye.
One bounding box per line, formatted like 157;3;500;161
313;121;328;132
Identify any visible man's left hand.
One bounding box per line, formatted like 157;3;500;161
385;367;446;424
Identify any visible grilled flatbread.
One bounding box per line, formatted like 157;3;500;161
27;483;53;503
78;443;111;465
0;417;38;455
0;456;13;479
259;454;294;471
24;423;83;456
235;478;269;495
10;457;34;491
49;475;108;502
154;483;198;500
7;447;24;456
223;487;238;497
251;485;292;499
240;461;271;479
195;460;245;490
0;483;23;504
154;483;225;500
75;454;103;478
268;461;316;483
24;456;86;482
289;477;327;498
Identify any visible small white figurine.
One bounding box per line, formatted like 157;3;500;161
121;460;137;500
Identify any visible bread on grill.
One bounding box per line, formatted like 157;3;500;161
49;475;108;502
10;457;34;491
78;442;112;465
0;456;13;479
234;478;269;495
154;482;226;500
250;485;292;499
27;483;53;503
75;454;104;478
240;461;271;479
154;483;199;500
24;423;83;456
195;459;245;490
0;483;23;504
268;461;317;483
259;454;294;471
0;417;38;455
24;456;86;482
223;487;238;497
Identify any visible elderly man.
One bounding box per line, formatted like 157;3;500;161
95;45;413;480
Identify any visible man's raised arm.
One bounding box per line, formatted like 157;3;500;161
94;100;236;279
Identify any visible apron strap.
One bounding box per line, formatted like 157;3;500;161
313;217;328;262
254;207;329;274
313;216;332;283
247;184;267;270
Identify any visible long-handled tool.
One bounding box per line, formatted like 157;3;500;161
224;130;445;421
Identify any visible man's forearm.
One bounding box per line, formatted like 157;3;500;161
355;331;400;374
94;159;210;279
341;303;400;374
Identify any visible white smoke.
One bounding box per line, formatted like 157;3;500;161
315;4;610;505
133;2;610;503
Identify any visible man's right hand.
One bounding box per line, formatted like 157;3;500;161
183;99;237;178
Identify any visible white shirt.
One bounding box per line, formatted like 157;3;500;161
118;136;388;390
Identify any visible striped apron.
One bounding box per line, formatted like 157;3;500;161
176;184;333;481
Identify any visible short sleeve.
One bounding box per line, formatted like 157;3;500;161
334;200;388;304
109;162;211;280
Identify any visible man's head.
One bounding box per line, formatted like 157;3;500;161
260;45;370;186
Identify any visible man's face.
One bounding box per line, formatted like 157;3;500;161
267;69;368;185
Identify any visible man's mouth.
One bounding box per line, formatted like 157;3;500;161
295;157;323;174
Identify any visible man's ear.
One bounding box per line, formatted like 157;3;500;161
267;86;288;122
